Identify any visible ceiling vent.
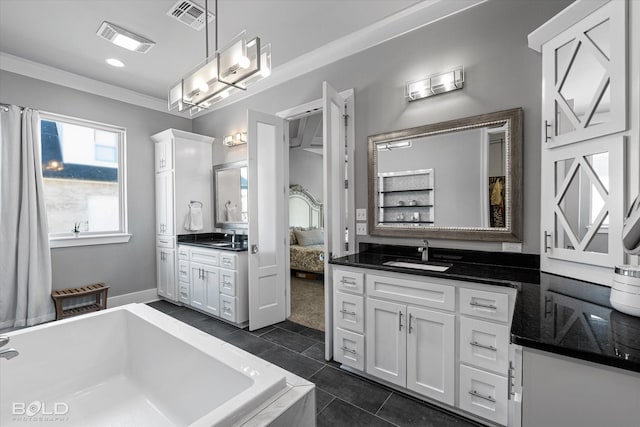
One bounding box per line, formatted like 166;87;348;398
96;22;155;53
167;0;214;31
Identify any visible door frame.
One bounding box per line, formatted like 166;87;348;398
276;87;355;355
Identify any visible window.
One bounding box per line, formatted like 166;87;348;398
40;113;129;247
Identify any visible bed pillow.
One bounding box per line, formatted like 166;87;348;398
294;228;324;246
290;230;298;245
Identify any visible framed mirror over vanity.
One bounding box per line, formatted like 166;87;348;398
368;108;523;241
213;161;248;228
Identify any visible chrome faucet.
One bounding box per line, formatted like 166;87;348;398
418;239;429;262
0;336;18;360
231;229;237;244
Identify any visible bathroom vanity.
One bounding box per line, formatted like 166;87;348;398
176;234;250;328
330;246;640;427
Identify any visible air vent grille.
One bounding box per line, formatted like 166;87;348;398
96;22;155;54
167;0;214;31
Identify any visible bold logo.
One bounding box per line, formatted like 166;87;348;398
12;401;69;416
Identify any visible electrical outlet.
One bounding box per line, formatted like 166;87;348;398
356;223;367;235
356;208;367;221
502;242;522;253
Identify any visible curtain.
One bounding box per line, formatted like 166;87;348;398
0;105;55;329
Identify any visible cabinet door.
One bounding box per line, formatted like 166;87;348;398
155;138;173;172
365;298;406;387
156;248;176;301
190;263;206;310
203;266;220;316
406;306;455;405
541;135;624;284
155;171;174;236
541;0;626;148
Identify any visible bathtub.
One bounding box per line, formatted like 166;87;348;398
0;304;312;426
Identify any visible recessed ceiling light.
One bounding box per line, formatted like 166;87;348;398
106;58;125;68
96;22;155;53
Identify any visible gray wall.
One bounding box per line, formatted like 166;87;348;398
289;148;323;202
0;70;192;296
193;0;572;254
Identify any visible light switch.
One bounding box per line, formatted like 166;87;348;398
356;223;367;235
356;208;367;221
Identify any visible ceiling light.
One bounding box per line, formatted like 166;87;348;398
96;22;155;53
106;58;125;68
405;66;464;101
168;0;271;113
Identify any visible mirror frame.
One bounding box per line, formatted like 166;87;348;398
368;108;523;242
213;160;248;229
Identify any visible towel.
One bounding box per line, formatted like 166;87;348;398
184;203;204;231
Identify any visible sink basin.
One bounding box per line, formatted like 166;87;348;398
383;260;452;272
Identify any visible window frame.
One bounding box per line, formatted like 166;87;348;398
39;112;130;248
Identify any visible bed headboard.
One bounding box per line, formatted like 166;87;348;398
289;184;323;229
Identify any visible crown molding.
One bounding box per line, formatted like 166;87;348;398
0;52;189;117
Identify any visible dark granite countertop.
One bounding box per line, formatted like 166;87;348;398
177;232;248;252
330;244;640;373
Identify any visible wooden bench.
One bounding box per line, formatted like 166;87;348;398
51;283;109;320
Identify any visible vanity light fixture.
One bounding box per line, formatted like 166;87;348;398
223;132;248;147
405;66;464;101
96;22;155;53
168;0;272;116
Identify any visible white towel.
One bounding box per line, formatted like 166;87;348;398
184;203;204;231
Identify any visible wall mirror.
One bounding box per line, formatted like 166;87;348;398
368;108;523;241
213;161;248;228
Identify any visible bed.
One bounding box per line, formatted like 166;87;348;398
289;184;324;275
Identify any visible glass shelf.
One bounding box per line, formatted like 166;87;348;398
380;205;433;209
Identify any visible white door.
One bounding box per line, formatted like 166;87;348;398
155;171;174;236
323;81;347;359
156;248;176;301
203;266;220;316
190;263;206;310
406;306;455;405
247;110;288;330
365;298;406;387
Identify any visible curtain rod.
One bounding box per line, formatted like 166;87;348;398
0;102;27;112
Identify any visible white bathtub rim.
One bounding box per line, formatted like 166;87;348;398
4;304;289;427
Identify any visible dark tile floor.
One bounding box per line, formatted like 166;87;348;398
147;300;482;427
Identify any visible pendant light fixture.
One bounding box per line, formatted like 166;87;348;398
168;0;271;115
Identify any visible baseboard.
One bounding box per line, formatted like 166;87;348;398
108;288;158;308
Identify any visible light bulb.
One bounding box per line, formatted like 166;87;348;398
238;55;250;69
198;81;209;92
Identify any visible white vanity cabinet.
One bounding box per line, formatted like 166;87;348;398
178;245;249;327
333;266;521;426
528;0;629;286
151;129;214;302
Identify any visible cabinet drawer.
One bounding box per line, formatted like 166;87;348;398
178;260;190;283
220;294;237;323
219;253;236;270
219;269;237;297
334;327;365;371
459;364;507;426
460;316;509;374
334;291;364;334
460;288;510;323
334;269;364;294
367;274;455;312
178;282;190;304
156;236;174;248
178;246;190;260
190;249;219;266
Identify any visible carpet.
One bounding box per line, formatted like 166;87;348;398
289;275;324;331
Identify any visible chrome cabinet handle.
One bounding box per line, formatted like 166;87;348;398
508;361;515;399
341;346;357;355
398;311;404;331
544;231;552;253
408;313;414;334
340;279;356;286
469;301;497;310
339;309;356;316
544;120;552;142
470;341;497;352
469;390;496;403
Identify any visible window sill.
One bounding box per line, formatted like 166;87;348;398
50;233;132;248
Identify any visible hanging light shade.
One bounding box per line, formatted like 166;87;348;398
168;0;271;114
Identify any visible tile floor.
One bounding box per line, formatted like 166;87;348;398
147;300;482;427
